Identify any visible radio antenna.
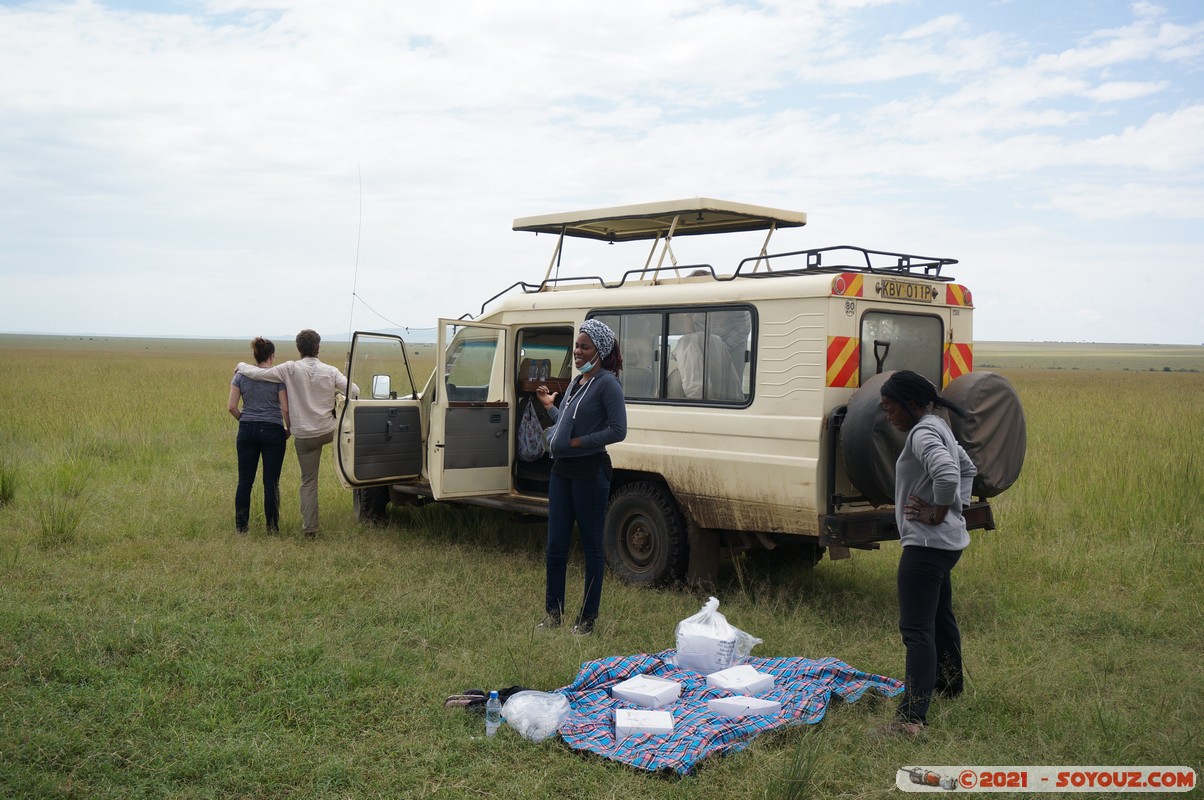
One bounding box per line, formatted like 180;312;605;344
347;159;363;344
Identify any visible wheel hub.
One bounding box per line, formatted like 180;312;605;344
626;518;653;560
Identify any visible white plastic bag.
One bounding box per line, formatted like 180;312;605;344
674;596;762;674
500;690;571;742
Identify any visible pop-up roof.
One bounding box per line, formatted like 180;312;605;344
512;197;807;242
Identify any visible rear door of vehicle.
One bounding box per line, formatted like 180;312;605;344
854;276;948;386
335;332;423;488
429;319;513;498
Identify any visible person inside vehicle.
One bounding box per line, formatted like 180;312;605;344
673;313;744;401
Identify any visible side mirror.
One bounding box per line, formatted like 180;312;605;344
371;374;391;400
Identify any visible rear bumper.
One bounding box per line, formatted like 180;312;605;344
818;501;995;548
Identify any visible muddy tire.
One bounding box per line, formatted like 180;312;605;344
840;371;908;506
747;540;825;570
604;482;688;586
353;486;390;524
942;371;1027;497
779;541;826;569
842;370;1027;504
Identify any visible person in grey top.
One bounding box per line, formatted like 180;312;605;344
227;337;290;534
877;370;977;736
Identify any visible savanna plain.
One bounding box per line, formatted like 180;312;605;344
0;336;1201;799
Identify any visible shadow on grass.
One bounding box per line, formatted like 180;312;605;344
365;499;899;644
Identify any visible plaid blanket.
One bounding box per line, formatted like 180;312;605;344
556;649;903;774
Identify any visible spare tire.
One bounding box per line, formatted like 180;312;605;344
942;371;1026;497
840;372;906;507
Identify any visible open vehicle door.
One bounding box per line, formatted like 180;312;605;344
335;332;423;488
430;319;512;499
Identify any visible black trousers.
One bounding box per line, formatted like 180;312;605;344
896;545;964;724
235;421;288;531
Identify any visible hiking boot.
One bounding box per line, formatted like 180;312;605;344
535;612;561;631
869;720;925;738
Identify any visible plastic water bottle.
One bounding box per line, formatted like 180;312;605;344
485;690;502;737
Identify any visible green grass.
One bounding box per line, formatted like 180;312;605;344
1;338;1201;798
976;341;1204;372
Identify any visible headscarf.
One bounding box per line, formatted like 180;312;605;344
580;319;616;359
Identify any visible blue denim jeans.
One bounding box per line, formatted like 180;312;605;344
235;421;288;531
545;469;610;622
896;545;964;724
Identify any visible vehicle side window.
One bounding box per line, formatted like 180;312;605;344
859;311;943;386
444;336;502;402
596;312;660;399
592;307;753;405
347;334;418;400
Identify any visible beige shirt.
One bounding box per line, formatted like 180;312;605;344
237;357;350;438
674;332;745;401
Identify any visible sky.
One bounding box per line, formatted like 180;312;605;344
1;0;1202;345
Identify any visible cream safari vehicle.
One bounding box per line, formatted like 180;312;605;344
334;198;1025;585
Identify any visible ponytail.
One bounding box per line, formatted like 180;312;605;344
251;337;275;364
601;340;624;375
880;370;965;420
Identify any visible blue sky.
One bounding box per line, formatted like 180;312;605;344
1;0;1202;344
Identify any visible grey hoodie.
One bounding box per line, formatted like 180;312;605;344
894;415;976;550
545;370;627;460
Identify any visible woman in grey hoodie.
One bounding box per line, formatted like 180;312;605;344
878;370;977;736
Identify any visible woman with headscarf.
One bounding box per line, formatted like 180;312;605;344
877;370;977;736
534;319;627;635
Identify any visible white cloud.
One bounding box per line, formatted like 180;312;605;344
1084;80;1169;101
0;0;1201;343
895;14;967;41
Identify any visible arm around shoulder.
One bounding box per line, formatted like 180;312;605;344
238;361;288;382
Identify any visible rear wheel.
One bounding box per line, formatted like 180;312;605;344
353;486;390;524
604;482;688;586
747;540;825;570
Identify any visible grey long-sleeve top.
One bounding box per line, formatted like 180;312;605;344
894;415;977;550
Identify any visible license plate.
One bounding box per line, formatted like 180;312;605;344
875;279;938;303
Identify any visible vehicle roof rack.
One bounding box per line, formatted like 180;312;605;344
736;246;957;279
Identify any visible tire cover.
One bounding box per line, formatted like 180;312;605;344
942;371;1026;498
840;372;906;507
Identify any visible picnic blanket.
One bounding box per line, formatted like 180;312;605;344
556;649;903;774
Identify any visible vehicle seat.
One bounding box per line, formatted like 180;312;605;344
623;366;655;398
667;367;684;399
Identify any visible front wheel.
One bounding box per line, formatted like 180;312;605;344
604;482;688;586
353;486;390;524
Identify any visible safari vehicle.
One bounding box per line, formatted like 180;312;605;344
334;198;1025;585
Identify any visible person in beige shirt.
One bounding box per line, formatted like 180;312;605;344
237;329;352;537
673;314;744;401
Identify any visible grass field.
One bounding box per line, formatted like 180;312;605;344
0;335;1201;798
